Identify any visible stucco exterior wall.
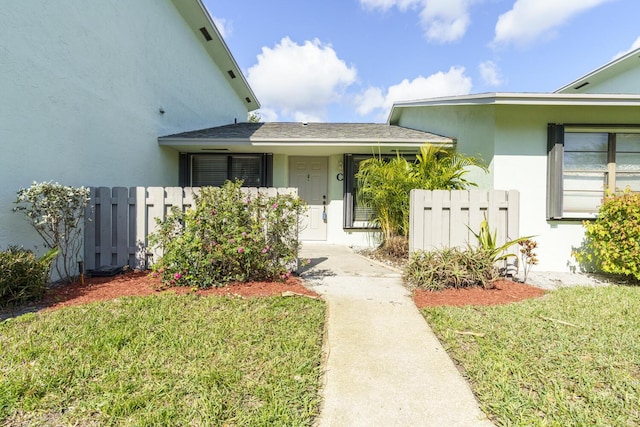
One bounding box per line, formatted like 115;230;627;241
395;102;640;271
493;104;640;271
579;66;640;94
0;0;248;251
395;105;496;189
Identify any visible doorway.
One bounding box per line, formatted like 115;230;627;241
289;156;328;240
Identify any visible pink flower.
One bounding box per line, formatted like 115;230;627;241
174;272;182;280
238;247;245;254
229;238;235;243
261;248;268;254
211;209;216;215
241;232;247;237
272;203;278;209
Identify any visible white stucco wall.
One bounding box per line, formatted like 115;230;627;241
0;0;249;252
394;103;640;271
579;66;640;94
395;105;496;189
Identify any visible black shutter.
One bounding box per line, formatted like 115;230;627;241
179;153;189;187
547;124;565;219
264;153;273;187
343;154;354;228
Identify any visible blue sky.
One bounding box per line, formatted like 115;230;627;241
204;0;640;123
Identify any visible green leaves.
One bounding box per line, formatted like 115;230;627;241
467;217;536;263
0;247;58;306
13;182;89;282
574;189;640;280
404;247;499;290
356;144;487;246
149;181;306;288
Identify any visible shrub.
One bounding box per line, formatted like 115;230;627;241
573;189;640;280
149;181;306;288
404;247;498;291
0;246;58;306
356;144;487;250
13;181;90;282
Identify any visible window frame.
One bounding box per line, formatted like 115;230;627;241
547;124;640;220
343;153;416;229
179;153;273;187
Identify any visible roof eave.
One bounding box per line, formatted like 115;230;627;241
555;47;640;94
171;0;260;110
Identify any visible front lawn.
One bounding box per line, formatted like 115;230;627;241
422;286;640;426
0;293;325;426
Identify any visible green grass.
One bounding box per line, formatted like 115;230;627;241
422;286;640;426
0;293;325;426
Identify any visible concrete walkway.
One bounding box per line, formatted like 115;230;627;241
299;244;494;427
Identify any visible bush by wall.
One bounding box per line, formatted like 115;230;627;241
149;181;306;288
0;247;58;306
404;247;498;291
573;190;640;280
13;181;90;282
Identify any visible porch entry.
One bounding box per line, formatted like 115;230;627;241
289;156;328;241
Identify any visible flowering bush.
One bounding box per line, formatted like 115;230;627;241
149;181;306;287
13;182;90;282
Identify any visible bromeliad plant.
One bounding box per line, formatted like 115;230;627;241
149;180;306;287
467;217;534;262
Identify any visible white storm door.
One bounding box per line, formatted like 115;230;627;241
289;157;328;241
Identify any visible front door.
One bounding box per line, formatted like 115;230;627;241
289;156;328;241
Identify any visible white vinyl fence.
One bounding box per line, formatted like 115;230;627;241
409;189;520;253
84;186;297;271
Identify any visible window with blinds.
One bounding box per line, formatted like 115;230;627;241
547;125;640;219
182;154;272;187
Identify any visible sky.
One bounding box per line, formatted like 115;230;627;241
203;0;640;123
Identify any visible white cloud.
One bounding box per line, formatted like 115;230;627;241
356;66;472;119
247;37;357;122
419;0;470;43
212;16;231;39
493;0;612;47
359;0;472;43
613;36;640;60
359;0;420;11
479;60;503;86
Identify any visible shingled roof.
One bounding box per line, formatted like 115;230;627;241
160;122;452;143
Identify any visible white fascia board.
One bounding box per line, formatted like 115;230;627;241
555;47;640;93
391;92;640;108
160;138;453;147
172;0;260;109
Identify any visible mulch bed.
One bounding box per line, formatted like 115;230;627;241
1;271;546;320
412;279;546;309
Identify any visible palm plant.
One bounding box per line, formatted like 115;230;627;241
356;144;487;250
413;144;488;190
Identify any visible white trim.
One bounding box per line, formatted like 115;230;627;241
555;47;640;94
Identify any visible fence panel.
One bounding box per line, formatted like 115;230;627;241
85;186;297;271
409;189;520;253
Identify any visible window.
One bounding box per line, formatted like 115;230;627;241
343;153;411;228
179;153;272;187
547;125;640;219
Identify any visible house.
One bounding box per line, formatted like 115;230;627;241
0;0;257;252
388;48;640;271
159;122;452;246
